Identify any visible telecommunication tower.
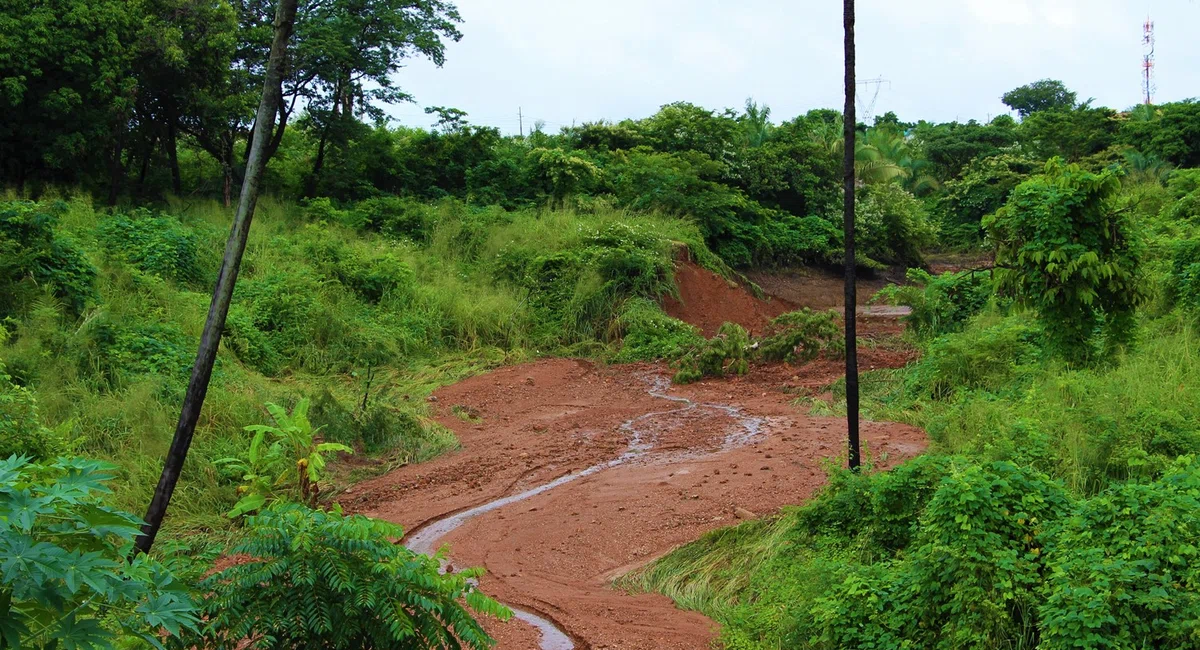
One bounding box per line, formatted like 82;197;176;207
1142;17;1156;105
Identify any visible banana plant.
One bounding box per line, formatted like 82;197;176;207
217;399;352;517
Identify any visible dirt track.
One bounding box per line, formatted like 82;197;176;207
342;347;925;649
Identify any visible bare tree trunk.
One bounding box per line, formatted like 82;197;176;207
166;107;182;195
135;0;300;555
843;0;861;471
107;127;126;206
222;162;233;207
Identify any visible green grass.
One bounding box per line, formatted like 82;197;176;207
0;194;709;537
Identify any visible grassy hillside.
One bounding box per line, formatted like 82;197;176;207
0;191;714;532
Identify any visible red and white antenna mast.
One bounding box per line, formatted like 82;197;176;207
1142;17;1156;105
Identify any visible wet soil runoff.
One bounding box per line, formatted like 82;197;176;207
342;351;925;649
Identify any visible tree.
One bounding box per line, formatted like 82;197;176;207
137;0;299;555
739;98;774;148
915;119;1018;180
186;0;463;204
1002;79;1077;117
0;0;141;195
1120;100;1200;168
843;0;860;471
983;159;1143;363
1019;105;1119;161
937;153;1038;244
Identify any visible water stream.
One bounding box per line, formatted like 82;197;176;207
402;374;766;650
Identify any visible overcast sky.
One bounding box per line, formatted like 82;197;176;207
383;0;1200;134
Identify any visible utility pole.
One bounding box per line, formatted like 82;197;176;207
843;0;861;471
135;0;300;554
519;107;524;137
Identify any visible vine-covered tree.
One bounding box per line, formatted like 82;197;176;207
984;159;1143;363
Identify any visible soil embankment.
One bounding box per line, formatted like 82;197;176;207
662;262;793;337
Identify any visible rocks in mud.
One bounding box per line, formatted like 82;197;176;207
734;507;757;520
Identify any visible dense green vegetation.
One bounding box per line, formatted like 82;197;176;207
5;0;1200;645
625;154;1200;647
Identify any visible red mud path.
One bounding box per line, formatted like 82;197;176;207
342;349;925;649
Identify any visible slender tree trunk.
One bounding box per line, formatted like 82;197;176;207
135;0;299;555
137;134;157;189
843;0;861;471
107;127;126;206
166;109;182;195
305;86;339;198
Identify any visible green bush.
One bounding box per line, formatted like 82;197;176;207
354;195;434;241
80;319;195;390
97;210;207;284
673;322;751;383
876;268;994;339
0;200;97;317
907;314;1043;400
855;182;936;267
806;461;1071;650
757;308;843;363
179;505;509;649
0;455;198;649
614;298;704;362
1039;457;1200;649
0;362;62;459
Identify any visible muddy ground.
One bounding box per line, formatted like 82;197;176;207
342;345;924;649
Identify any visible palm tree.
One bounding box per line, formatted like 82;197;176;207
843;0;861;471
740;98;773;147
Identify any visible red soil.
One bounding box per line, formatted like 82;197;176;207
663;262;794;337
342;350;924;649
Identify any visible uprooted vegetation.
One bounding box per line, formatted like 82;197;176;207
670;309;843;383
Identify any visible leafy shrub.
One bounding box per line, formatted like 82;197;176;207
984;159;1144;363
308;390;456;457
907;314;1042;399
354;195;434;241
496;221;677;343
937;154;1037;245
855;182;936;267
333;249;415;303
875;268;994;339
233;270;322;358
76;319;195;390
0;362;62;459
217;400;351;517
0;200;97;317
1168;237;1200;313
674;322;751;383
1039;457;1200;649
222;305;283;375
0;455;198;648
97;210;206;284
180;505;509;650
613;298;704;362
806;461;1071;650
757;308;843;363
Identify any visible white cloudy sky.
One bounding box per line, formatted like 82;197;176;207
383;0;1200;133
